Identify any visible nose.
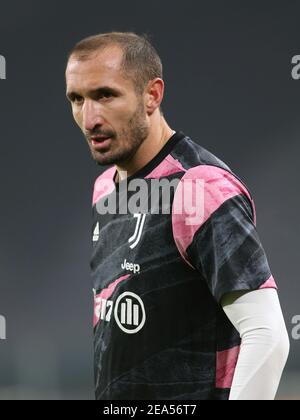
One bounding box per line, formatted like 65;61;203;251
82;99;105;132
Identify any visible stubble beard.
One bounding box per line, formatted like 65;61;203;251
91;100;149;167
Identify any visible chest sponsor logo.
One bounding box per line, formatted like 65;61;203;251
94;291;146;334
121;259;140;274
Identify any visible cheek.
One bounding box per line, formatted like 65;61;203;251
72;108;82;128
113;99;137;121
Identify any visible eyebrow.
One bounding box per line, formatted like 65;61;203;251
66;86;122;101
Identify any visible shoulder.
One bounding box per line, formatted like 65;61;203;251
172;164;256;239
175;164;254;210
171;134;232;172
171;164;257;268
183;164;253;200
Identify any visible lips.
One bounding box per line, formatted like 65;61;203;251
91;136;111;143
91;136;112;150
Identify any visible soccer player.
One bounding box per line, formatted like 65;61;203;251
65;32;289;400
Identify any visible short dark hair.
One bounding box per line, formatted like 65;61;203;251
68;32;163;95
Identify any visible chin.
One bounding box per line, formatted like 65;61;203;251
94;157;114;166
93;153;116;166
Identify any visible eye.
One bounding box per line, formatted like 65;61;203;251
98;91;113;100
68;93;84;105
73;95;84;105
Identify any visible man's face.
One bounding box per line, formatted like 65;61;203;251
66;47;149;166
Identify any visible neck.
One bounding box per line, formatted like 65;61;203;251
115;117;174;182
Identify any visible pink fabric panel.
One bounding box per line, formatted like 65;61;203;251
146;155;186;179
172;165;254;267
216;345;241;389
92;166;116;206
93;274;130;327
259;275;278;290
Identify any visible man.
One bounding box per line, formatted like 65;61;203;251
65;32;289;400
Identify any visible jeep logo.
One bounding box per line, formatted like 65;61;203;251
121;259;141;274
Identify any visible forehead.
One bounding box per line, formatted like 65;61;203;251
66;47;132;92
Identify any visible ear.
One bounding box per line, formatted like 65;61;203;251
144;78;164;115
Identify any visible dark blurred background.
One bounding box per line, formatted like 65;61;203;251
0;0;299;400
